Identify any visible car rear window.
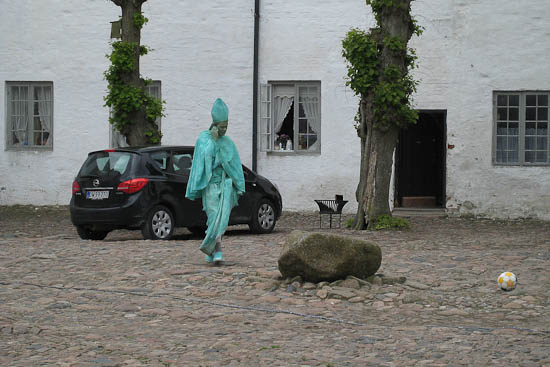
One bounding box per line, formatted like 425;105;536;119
79;151;135;177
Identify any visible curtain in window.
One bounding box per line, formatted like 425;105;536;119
301;95;320;134
274;96;293;135
36;86;53;145
13;89;28;146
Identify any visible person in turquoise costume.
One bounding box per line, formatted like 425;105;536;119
185;98;245;264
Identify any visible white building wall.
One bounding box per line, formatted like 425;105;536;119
0;0;255;206
437;0;550;219
1;0;550;220
257;1;370;214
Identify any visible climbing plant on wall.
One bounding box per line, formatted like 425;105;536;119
105;0;164;146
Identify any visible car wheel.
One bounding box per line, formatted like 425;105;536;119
187;226;206;237
249;199;276;234
76;226;109;241
142;205;174;240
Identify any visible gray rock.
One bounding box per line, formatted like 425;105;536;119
406;280;430;290
327;287;356;300
278;230;382;283
339;278;361;289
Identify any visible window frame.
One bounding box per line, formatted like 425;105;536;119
493;91;550;166
260;80;321;154
5;81;54;151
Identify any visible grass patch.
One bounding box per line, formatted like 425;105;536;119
374;214;409;230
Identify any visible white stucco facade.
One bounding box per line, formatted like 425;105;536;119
1;0;550;220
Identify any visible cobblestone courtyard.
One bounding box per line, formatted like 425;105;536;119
1;206;549;366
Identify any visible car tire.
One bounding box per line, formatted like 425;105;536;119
249;199;276;234
142;205;174;240
76;226;109;241
187;226;206;237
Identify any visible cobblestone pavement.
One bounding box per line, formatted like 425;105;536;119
1;206;549;366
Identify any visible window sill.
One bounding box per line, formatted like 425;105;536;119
267;150;321;156
6;146;53;152
493;162;550;167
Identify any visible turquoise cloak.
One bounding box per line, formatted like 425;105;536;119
185;130;245;255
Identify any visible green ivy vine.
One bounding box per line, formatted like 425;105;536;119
104;13;164;145
342;1;423;130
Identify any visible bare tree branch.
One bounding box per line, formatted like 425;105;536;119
111;0;123;7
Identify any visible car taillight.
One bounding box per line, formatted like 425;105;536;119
117;178;149;194
72;181;81;195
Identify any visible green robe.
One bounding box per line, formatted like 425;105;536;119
185;130;245;255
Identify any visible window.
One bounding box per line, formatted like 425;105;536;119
149;150;169;171
111;80;162;148
171;153;192;175
494;91;550;165
80;151;134;177
5;81;53;149
260;81;321;153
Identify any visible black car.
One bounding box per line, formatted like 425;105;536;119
70;146;282;240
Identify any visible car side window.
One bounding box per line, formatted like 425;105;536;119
172;153;193;175
149;151;170;172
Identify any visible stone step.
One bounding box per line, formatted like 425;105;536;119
392;207;446;217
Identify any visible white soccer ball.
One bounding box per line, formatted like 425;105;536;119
497;272;517;291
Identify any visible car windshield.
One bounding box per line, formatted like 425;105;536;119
79;151;134;177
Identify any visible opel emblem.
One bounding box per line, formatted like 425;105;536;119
93;179;100;187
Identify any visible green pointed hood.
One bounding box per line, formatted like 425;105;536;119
211;98;229;123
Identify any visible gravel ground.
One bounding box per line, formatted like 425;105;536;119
0;205;549;366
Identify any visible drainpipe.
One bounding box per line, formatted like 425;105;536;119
252;0;259;172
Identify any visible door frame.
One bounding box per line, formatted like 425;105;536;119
394;109;447;208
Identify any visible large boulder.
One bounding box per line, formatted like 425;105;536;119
278;230;382;283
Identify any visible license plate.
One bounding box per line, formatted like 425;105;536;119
86;190;109;200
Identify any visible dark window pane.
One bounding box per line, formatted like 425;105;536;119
538;94;548;106
497;136;505;150
497;122;508;135
497;108;507;120
509;122;518;135
525;151;535;163
536;151;547;162
526;94;537;106
537;136;547;150
508;136;518;150
526;107;536;120
509;150;519;163
538;107;548;121
299;119;307;133
526;122;536;135
497;95;508;106
538;122;547;135
509;95;519;106
496;150;504;163
525;136;536;150
33;116;42;130
509;108;519;121
298;135;307;150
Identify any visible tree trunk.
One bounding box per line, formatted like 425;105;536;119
112;0;159;146
355;0;414;229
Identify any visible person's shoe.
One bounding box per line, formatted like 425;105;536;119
213;251;224;264
205;254;213;263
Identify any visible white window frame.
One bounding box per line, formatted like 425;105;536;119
110;80;162;148
493;91;550;166
5;81;54;150
259;81;321;154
